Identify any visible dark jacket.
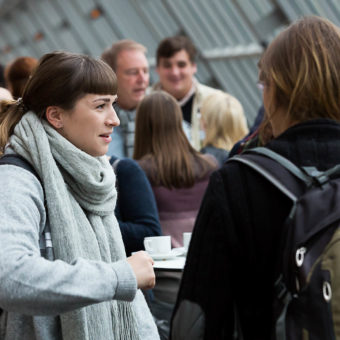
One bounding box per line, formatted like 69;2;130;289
171;119;340;339
200;145;229;167
111;156;162;256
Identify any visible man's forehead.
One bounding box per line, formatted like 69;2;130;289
159;49;193;64
116;49;148;68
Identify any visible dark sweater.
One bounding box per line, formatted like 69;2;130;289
200;145;229;167
172;119;340;339
111;156;162;256
181;93;194;124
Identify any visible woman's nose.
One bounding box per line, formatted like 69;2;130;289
105;107;120;127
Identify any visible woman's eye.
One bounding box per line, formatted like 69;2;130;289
97;104;105;109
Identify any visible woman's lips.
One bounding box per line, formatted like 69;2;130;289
100;134;112;143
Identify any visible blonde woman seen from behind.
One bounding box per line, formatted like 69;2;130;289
200;91;248;166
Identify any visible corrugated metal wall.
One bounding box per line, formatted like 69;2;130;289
0;0;339;125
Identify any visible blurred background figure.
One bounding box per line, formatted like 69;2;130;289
200;91;249;166
134;90;218;337
110;155;162;256
102;40;160;258
4;56;38;99
152;36;221;149
134;91;218;248
102;40;149;158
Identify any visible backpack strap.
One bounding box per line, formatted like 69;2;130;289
0;154;52;259
0;154;41;182
247;147;340;187
248;147;313;185
229;153;298;203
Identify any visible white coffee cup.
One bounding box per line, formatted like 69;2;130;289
144;236;171;254
183;232;192;251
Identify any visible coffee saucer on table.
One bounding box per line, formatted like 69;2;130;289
148;247;186;260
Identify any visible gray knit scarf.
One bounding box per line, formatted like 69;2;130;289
9;112;139;340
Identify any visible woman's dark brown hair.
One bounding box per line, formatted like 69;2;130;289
133;91;214;189
0;51;117;155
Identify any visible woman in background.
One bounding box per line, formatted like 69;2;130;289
134;91;218;248
200;91;248;166
4;56;38;98
134;90;217;337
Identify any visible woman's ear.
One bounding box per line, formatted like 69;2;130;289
45;106;64;129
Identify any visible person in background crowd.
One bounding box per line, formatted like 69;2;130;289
4;56;38;98
152;35;221;150
134;91;218;248
134;90;218;338
0;51;159;340
110;155;162;256
171;15;340;339
102;40;161;259
200;91;249;166
102;40;149;158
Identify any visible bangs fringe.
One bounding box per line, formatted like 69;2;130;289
80;59;117;95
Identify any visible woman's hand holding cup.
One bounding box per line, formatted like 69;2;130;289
127;251;155;289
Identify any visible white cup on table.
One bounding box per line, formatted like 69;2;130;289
144;236;171;255
183;232;192;251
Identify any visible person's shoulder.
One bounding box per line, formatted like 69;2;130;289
137;155;154;167
137;155;157;181
114;157;142;173
202;146;229;166
196;82;220;97
0;159;45;213
201;153;219;168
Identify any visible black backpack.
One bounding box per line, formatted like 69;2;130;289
230;147;340;340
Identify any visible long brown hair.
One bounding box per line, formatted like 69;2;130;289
134;91;214;189
259;16;340;124
0;51;117;155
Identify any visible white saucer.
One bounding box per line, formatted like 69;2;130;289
149;252;178;260
148;247;186;260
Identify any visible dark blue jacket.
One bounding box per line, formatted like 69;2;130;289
110;156;161;255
